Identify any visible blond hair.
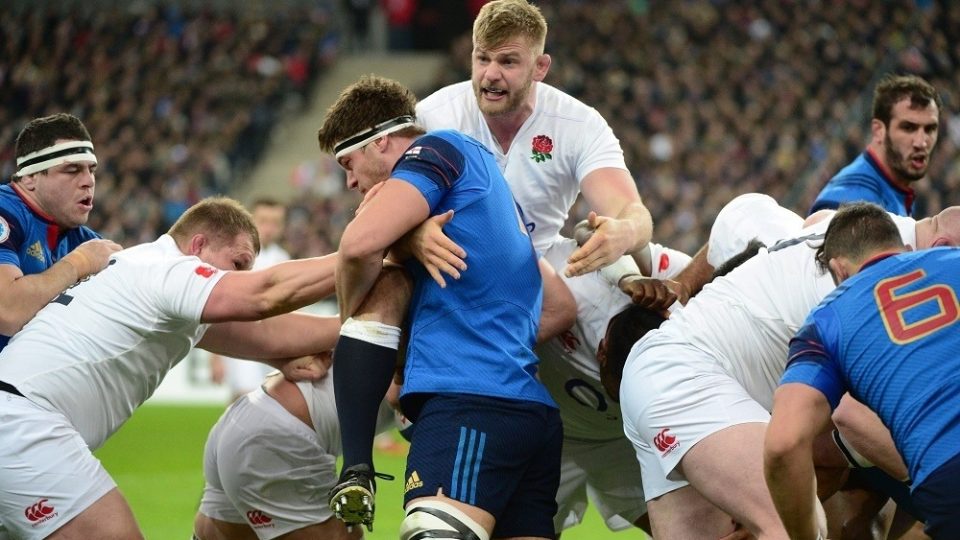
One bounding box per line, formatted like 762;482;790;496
168;196;261;254
473;0;547;54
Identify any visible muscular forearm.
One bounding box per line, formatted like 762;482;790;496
336;254;385;321
619;201;653;254
0;261;80;335
766;445;821;539
670;244;711;300
201;313;341;359
833;394;909;480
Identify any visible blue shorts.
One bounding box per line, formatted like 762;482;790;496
402;393;562;539
912;452;960;538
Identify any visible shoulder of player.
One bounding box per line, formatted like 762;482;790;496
417;81;474;114
535;82;604;123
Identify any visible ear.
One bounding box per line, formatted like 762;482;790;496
533;53;551;82
186;233;207;256
17;174;38;191
372;136;390;154
828;257;851;284
870;118;886;146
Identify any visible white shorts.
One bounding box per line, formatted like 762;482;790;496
554;436;646;532
619;334;770;500
198;387;338;539
0;392;115;540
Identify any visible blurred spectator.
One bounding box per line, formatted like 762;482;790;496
419;0;960;254
382;0;417;51
0;3;338;247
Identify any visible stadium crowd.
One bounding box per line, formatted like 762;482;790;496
425;0;960;253
0;3;338;248
2;0;960;537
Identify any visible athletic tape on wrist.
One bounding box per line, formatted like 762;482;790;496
598;255;641;288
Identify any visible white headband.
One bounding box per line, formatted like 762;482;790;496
334;116;416;159
16;140;98;177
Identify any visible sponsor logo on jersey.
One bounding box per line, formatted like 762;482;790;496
404;470;424;493
27;241;45;264
0;216;9;243
24;498;58;527
246;509;273;527
404;146;422;158
194;265;217;278
653;427;679;456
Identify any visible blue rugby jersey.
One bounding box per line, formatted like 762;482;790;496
391;130;555;416
0;183;99;349
783;248;960;488
809;149;915;216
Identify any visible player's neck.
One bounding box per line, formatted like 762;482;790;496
484;92;537;153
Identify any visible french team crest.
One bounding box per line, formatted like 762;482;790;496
0;216;8;243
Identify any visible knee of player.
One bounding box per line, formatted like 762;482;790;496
400;500;490;540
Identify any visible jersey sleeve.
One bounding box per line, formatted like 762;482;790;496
574;108;628;182
781;307;847;409
155;258;228;323
647;242;691;279
390;133;467;212
0;209;24;268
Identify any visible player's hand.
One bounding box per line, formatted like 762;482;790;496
356;181;386;215
565;211;635;277
280;351;333;382
619;276;688;312
63;239;123;279
409;210;467;288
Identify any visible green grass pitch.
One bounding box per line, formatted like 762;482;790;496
96;404;636;539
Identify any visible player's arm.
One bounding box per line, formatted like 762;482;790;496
536;257;576;343
565;168;653;277
200;253;338;323
764;383;832;540
832;394;909;481
337;179;430;319
198;312;340;360
0;239;121;335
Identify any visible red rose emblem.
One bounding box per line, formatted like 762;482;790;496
530;135;553;163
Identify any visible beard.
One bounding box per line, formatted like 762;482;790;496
474;76;534;117
884;132;928;182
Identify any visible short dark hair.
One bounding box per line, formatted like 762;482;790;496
316;75;424;154
872;74;941;126
13;113;93;181
604;305;667;390
816;203;903;273
15;113;92;161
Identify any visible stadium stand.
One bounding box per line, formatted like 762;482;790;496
1;1;958;257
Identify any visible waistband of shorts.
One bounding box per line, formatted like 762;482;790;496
246;386;318;441
0;380;24;398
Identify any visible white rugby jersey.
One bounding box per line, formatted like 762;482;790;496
707;193;805;268
652;213;917;411
536;238;690;441
417;81;628;254
0;235;225;449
